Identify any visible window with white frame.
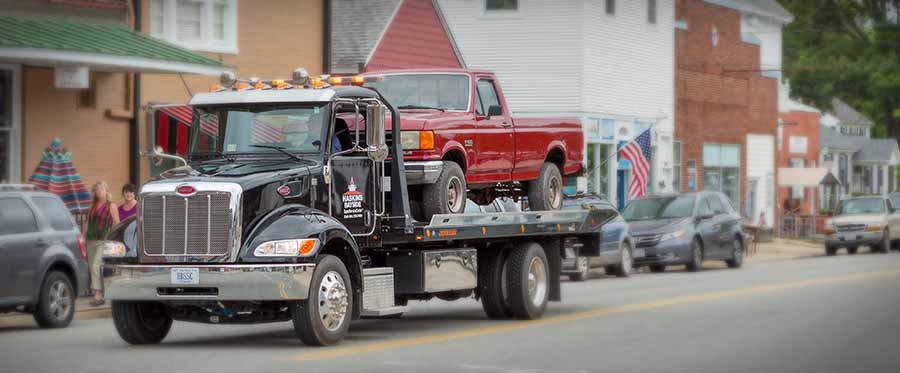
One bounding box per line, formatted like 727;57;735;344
789;158;805;199
673;140;681;192
150;0;238;54
485;0;517;11
605;0;615;15
647;0;657;24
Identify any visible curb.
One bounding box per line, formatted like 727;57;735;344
0;303;111;328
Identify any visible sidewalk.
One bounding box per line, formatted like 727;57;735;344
749;238;824;262
0;297;111;328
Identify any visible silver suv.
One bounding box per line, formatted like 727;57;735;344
824;196;900;255
0;185;89;328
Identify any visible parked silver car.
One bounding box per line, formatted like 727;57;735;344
0;185;89;328
824;196;900;255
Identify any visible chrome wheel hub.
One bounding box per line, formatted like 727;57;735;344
548;176;562;209
317;271;349;332
527;257;548;307
447;176;464;212
49;281;72;321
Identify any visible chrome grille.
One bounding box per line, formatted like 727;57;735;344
836;224;866;233
141;192;233;256
634;234;662;248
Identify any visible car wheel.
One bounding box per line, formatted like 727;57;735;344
569;257;589;282
527;162;563;211
847;246;858;255
614;242;634;278
879;229;891;253
291;255;353;346
725;238;743;268
649;265;666;273
112;301;172;344
422;161;466;221
685;238;704;272
33;271;75;328
825;245;838;256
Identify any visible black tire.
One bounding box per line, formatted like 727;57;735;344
614;242;634;278
649;265;666;273
725;238;743;268
112;301;172;345
569;257;589;282
686;238;704;272
33;271;75;328
291;255;353;346
505;242;550;319
527;162;563;211
825;245;838;256
479;248;512;319
847;246;858;255
422;161;466;221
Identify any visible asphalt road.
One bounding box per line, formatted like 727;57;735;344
3;251;900;373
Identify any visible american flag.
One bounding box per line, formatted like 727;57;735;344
619;129;652;198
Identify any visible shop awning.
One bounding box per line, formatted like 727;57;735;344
0;15;230;75
778;167;841;187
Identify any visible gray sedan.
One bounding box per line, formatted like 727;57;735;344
623;191;745;272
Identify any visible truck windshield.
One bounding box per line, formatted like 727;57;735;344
836;198;884;215
622;196;696;221
191;105;328;156
365;74;469;111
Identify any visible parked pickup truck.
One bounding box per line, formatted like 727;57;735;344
360;69;584;220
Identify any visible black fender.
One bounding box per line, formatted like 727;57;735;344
32;249;82;303
239;204;364;316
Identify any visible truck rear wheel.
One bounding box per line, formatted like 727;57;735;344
527;162;563;211
505;242;549;319
112;301;172;345
422;161;466;221
291;255;353;346
479;249;512;319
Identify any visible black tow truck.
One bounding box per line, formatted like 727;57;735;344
101;69;616;346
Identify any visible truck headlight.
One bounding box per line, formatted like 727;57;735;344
866;225;882;232
399;131;434;150
254;239;320;257
660;229;686;241
102;241;127;257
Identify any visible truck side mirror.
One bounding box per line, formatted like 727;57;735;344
487;105;502;118
365;104;388;162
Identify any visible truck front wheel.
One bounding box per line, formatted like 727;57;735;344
112;301;172;345
422;161;466;221
291;255;353;346
527;162;563;211
505;242;549;319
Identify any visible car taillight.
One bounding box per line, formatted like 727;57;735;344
77;234;87;260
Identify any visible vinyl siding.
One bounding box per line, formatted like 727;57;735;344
747;134;775;226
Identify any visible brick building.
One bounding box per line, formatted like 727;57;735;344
673;0;791;226
776;93;821;215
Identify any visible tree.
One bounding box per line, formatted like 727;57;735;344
781;0;899;139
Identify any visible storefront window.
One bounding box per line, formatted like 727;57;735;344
702;143;740;209
586;143;610;198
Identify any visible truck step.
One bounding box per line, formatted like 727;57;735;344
362;267;405;316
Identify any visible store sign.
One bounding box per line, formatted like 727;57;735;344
55;66;89;89
788;136;808;154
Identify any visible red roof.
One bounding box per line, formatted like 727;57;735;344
366;0;462;72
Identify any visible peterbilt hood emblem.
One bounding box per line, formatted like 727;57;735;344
175;184;197;196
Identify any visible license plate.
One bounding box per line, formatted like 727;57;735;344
171;268;199;285
632;248;645;258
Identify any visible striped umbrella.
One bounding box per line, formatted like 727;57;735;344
28;138;92;212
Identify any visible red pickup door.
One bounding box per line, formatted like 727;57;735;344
362;69;584;220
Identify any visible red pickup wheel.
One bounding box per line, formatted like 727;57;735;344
422;161;466;220
527;162;563;211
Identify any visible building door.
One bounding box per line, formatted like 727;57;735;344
0;64;21;183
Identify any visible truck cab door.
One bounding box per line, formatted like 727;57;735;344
330;155;379;236
472;78;514;184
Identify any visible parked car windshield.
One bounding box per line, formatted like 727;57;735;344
837;198;884;215
191;106;328;155
622;196;696;221
365;74;469;111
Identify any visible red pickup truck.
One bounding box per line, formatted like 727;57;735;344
360;69;583;220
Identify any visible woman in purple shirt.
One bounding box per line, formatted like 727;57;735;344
118;184;138;221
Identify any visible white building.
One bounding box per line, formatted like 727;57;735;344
437;0;675;208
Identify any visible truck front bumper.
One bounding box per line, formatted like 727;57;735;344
103;263;315;301
405;161;444;185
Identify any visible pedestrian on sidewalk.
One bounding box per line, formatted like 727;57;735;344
118;184;138;221
86;181;120;306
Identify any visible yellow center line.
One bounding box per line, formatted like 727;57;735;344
290;268;900;362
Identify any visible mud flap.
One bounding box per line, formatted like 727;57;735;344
543;238;562;302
